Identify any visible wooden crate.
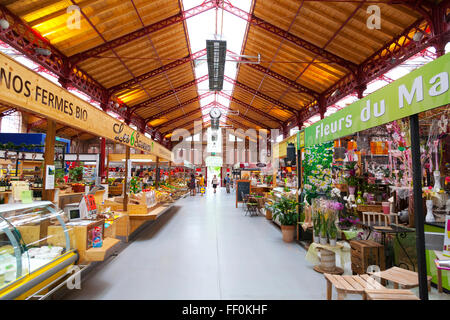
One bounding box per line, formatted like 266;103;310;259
350;240;386;274
357;204;383;213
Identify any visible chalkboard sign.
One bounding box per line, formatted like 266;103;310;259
236;180;251;208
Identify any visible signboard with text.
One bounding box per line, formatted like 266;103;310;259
304;53;450;147
0;52;172;160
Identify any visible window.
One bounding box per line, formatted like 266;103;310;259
290;127;299;136
1;112;22;133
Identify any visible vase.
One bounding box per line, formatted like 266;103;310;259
329;238;337;246
433;171;442;192
313;235;320;243
425;199;435;223
348;186;356;196
320;236;328;245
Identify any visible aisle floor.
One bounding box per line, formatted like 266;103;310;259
63;187;326;300
63;188;449;300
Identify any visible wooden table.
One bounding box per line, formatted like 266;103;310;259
325;273;385;300
364;289;419;300
369;266;432;291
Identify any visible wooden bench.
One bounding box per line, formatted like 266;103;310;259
364;289;419;300
324;273;385;300
369;266;432;291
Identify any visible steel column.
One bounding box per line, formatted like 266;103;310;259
410;113;428;300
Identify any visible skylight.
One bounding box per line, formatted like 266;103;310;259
183;0;252;124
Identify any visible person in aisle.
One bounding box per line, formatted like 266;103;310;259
250;174;258;186
189;173;196;196
212;175;219;194
198;174;205;196
225;174;231;193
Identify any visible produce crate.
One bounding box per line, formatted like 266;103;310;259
109;184;123;196
350;240;385;274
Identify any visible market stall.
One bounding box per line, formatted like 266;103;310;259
300;53;450;299
0;51;174;297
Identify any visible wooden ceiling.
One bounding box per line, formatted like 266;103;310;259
0;0;445;141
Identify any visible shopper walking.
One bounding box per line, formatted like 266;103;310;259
189;173;196;196
212;175;219;194
225;174;231;193
199;174;205;196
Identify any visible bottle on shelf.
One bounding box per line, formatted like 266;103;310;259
0;179;5;192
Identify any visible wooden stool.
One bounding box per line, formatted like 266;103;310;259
369;266;432;291
325;273;385;300
364;289;419;300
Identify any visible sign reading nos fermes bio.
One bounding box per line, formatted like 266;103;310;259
0;52;171;159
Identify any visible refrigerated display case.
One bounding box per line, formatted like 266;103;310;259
0;201;78;300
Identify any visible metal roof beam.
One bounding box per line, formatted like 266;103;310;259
145;92;213;123
218;91;283;125
244;63;319;99
131;75;208;113
68;1;216;65
220;1;358;71
224;76;298;114
108;49;207;94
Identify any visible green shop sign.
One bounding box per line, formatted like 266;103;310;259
305;52;450;147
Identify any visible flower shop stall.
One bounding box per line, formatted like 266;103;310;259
302;52;450;299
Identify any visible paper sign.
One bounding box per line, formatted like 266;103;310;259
20;190;33;204
45;165;55;190
444;215;450;257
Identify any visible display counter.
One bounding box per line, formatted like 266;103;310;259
0;201;78;300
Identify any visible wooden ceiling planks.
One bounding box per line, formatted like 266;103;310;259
233;0;429;126
0;0;436;135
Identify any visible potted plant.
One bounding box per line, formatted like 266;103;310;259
271;196;299;243
69;166;85;192
265;200;274;220
312;211;321;243
328;216;338;246
319;213;328;244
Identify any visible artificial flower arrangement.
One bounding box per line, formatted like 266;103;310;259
303;141;333;204
422;186;437;200
385;119;412;187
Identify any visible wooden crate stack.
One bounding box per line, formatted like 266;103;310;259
350;240;386;274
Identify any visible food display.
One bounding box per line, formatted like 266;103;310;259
0;201;78;298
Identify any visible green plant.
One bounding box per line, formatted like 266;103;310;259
320;214;328;238
270;196;299;226
346;175;358;187
312;211;321;236
69;166;83;183
328;218;338;239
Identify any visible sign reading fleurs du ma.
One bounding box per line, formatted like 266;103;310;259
305;52;450;147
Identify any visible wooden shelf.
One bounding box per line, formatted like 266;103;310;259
129;203;173;220
85;237;120;262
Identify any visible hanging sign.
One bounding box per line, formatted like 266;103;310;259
304;53;450;147
0;52;172;159
45;165;55;190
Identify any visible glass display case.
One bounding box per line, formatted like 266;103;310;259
0;201;77;299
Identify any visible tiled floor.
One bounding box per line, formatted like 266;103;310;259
62;187;450;300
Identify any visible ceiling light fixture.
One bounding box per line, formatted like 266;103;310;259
413;31;423;42
0;18;9;30
206;40;226;91
34;47;51;56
